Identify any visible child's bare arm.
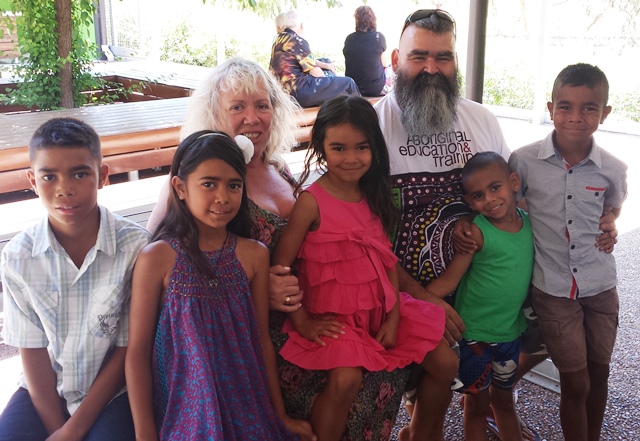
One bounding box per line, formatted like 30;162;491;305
425;225;483;299
425;253;474;299
269;193;319;313
273;192;344;343
48;347;128;441
396;264;465;345
125;241;173;441
595;208;621;253
272;192;318;267
609;207;622;218
20;348;67;436
375;269;400;349
245;242;316;441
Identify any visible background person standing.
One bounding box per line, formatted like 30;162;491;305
343;5;391;97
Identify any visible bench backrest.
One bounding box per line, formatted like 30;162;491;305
0;96;379;195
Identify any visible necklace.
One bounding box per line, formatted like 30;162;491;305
206;232;229;288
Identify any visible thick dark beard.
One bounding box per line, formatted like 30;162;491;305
394;69;460;136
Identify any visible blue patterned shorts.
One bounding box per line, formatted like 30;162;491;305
454;338;520;394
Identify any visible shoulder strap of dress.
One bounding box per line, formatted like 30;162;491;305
225;232;238;253
280;168;298;188
164;237;183;254
304;181;328;202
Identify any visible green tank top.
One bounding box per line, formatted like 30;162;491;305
454;208;533;342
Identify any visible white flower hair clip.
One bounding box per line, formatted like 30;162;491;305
234;135;254;164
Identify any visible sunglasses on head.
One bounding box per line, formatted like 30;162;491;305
402;9;456;36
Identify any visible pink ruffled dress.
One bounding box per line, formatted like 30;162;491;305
280;183;445;372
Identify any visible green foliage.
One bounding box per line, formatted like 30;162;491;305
612;89;640;123
1;0;60;109
201;0;342;20
158;20;274;70
0;0;124;110
160;20;217;67
483;67;534;110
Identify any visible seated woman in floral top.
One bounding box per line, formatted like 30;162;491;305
147;57;409;441
270;9;360;108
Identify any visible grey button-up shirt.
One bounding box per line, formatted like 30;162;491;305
509;132;627;299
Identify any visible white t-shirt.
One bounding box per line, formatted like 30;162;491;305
374;93;509;287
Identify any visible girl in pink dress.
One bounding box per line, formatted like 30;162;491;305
273;95;456;441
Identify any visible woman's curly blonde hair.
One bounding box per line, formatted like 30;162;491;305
181;57;301;170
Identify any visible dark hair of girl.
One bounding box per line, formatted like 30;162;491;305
153;130;253;277
297;95;397;234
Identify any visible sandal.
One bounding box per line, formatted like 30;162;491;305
486;416;541;441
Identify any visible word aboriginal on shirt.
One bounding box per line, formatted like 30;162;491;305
399;131;474;167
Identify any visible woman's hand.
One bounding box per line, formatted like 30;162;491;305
452;215;477;254
296;314;345;346
269;265;303;312
283;417;317;441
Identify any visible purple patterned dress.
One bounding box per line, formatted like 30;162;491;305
153;235;296;441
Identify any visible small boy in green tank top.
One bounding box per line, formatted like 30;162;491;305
424;151;534;441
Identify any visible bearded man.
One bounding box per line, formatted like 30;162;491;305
374;9;511;441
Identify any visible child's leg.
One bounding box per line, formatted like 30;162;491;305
558;368;590;441
533;287;618;441
311;367;362;441
463;390;491;441
556;363;609;440
490;386;522;441
583;287;618;441
84;392;135;441
449;340;509;441
489;339;522;441
586;361;610;441
0;387;49;441
517;289;550;383
532;287;589;441
400;338;458;441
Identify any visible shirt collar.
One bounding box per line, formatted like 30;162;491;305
96;205;118;257
537;131;603;168
31;216;57;256
31;205;117;257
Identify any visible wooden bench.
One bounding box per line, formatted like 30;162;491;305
293;96;381;146
0;98;189;194
0;95;379;195
0;149;309;255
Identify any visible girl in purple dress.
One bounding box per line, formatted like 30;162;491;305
273;95;458;441
126;131;314;441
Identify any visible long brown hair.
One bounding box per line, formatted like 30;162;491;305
153;131;253;277
297;95;397;235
